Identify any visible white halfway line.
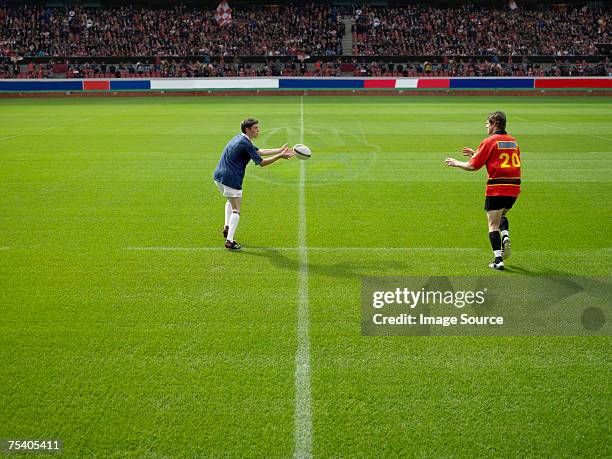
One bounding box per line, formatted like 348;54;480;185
294;94;312;459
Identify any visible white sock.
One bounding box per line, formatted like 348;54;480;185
501;230;509;240
494;250;502;259
224;201;232;227
227;211;240;241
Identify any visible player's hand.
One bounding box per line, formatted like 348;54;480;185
278;143;288;153
462;147;475;157
280;146;294;159
444;158;458;167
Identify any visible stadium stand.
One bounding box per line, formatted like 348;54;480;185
0;2;609;78
0;4;344;58
351;4;609;56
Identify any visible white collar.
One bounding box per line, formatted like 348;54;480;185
241;133;252;143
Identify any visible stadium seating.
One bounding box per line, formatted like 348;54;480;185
0;3;608;78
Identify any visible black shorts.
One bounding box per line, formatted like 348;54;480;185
484;196;517;211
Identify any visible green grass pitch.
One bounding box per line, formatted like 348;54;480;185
0;95;610;457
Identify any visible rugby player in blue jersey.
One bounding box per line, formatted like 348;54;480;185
213;118;294;250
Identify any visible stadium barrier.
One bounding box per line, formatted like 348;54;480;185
0;77;610;95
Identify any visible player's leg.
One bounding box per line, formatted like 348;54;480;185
500;209;511;259
223;200;232;238
225;196;242;249
487;208;504;270
214;180;233;239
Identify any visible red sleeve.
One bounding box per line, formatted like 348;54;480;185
469;138;493;171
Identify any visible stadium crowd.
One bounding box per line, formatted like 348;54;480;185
2;57;608;79
352;4;609;56
1;3;609;60
352;58;610;77
0;4;344;58
0;2;609;79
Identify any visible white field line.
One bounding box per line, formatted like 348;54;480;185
0;118;92;142
122;247;612;258
294;94;312;459
124;246;482;252
0;135;21;141
6;245;612;256
515;117;612;142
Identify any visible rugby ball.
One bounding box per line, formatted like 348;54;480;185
293;144;312;160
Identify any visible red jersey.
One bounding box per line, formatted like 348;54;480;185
469;131;521;197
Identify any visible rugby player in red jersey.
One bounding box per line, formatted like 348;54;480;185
445;111;521;270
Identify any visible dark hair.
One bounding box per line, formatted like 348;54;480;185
487;111;506;130
241;118;258;133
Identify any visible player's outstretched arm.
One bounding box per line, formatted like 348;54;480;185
258;143;289;156
260;146;294;167
444;157;475;171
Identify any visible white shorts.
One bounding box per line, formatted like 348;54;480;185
214;180;243;198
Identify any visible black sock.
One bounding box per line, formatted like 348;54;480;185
500;217;509;243
488;231;503;262
500;217;509;232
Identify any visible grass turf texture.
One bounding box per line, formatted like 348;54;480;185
0;96;610;457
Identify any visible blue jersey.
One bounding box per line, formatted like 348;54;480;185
213;134;262;190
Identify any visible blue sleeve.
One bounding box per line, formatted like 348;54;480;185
247;143;263;165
